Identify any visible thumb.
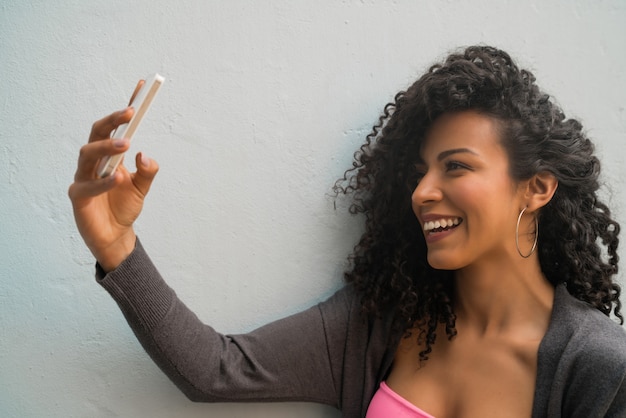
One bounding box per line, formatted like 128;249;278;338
132;152;159;196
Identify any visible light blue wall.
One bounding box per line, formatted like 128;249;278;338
1;1;625;417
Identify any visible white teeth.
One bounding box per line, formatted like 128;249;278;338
423;217;461;232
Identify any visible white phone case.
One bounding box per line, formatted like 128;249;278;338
97;73;165;178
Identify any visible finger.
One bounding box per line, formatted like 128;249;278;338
131;152;159;196
128;80;145;105
88;107;134;143
75;138;130;181
68;171;121;202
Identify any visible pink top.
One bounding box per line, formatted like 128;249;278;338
366;381;436;418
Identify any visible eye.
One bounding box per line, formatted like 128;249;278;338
413;164;427;181
445;160;470;172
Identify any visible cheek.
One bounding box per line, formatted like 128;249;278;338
452;179;517;225
448;181;487;210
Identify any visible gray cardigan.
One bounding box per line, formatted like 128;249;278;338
97;240;626;417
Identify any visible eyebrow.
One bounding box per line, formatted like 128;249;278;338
437;148;478;161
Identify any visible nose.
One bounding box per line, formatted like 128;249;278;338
411;170;443;209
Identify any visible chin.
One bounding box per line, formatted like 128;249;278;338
426;253;465;271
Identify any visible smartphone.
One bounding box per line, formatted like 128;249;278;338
97;73;165;178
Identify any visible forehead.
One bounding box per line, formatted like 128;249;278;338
420;111;504;161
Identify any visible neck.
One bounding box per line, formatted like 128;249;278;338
453;254;554;338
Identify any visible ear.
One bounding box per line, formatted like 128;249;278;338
522;171;558;212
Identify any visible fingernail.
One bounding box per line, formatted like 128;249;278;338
140;153;150;167
112;138;127;148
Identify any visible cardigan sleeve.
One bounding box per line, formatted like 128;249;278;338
96;238;359;407
605;375;626;418
539;285;626;418
560;326;626;418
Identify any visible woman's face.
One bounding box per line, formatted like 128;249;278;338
412;111;525;271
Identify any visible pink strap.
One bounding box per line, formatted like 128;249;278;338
366;381;436;418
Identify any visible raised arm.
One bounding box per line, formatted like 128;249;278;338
96;240;355;406
70;92;392;416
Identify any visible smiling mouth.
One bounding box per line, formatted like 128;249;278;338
423;217;463;234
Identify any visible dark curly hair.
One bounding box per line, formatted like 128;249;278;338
335;45;622;360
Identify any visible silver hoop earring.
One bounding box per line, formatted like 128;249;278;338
516;207;538;258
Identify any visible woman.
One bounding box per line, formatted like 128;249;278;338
69;46;626;417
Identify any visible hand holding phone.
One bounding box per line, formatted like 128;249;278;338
97;73;165;178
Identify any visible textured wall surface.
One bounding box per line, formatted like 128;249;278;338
1;1;625;417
